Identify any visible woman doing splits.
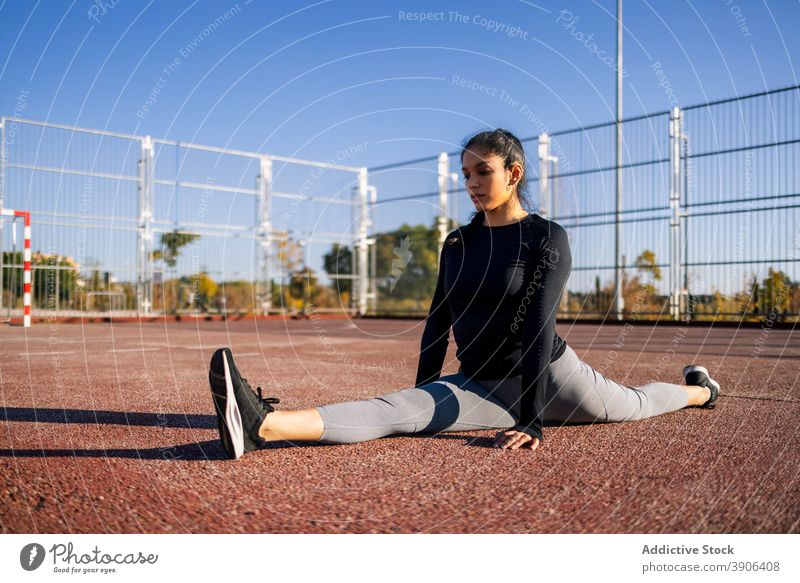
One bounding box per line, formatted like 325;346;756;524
208;129;719;460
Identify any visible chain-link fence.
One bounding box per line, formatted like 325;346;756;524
368;84;799;323
0;118;366;319
2;84;797;323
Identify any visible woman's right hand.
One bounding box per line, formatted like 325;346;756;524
493;429;540;450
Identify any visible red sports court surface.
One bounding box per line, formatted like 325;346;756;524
1;319;797;533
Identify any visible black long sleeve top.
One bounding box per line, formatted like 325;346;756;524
414;211;572;442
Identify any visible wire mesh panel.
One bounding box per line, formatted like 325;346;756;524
366;85;799;323
149;140;261;315
370;155;457;316
683;86;800;321
4;85;798;323
266;158;364;315
144;143;365;316
549;112;672;319
1;118;141;317
0;118;365;318
0;214;24;319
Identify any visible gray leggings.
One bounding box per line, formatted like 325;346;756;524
315;345;689;444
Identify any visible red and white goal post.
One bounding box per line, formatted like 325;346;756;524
1;208;31;327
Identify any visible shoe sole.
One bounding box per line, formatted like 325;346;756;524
222;352;245;459
209;349;246;460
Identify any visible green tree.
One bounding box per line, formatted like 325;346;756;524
289;266;318;312
750;268;793;316
593;250;666;319
374;219;457;307
323;243;353;298
634;250;662;283
185;271;218;311
3;251;80;310
150;230;200;314
217;280;255;315
274;236;305;308
152;230;200;268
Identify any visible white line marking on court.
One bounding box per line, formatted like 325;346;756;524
235;352;261;357
107;347;162;353
18;351;75;356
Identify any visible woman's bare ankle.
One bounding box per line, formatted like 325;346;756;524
685;385;711;407
258;409;324;442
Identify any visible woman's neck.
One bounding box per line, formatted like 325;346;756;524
481;205;530;227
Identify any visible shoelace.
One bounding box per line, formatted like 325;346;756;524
256;387;280;405
242;376;281;409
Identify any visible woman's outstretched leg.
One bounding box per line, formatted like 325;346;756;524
307;371;516;444
541;345;717;424
210;348;516;457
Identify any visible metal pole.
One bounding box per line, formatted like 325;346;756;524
138;136;154;315
450;172;459;223
539;138;566;311
368;185;377;314
0;118;5;313
258;156;273;315
357;167;369;315
0;118;4;211
137;142;144;314
552;158;558;221
21;214;31;327
669;107;683;321
614;0;624;320
8;218;17;321
538;134;559;220
437;152;449;249
351;184;357;313
682;133;690;319
538;133;550;219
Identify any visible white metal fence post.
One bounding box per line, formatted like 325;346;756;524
538;133;567;311
367;184;377;314
538;133;551;218
0;117;5;313
669;107;683;321
138;136;154;315
615;0;624;322
538;133;560;219
357;167;369;315
437;152;449;249
681;131;691;319
257;156;273;315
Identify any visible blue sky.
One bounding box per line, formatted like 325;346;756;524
2;0;796;164
0;0;798;292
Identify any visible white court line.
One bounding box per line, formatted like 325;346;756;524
107;347;162;353
18;351;75;356
170;346;264;353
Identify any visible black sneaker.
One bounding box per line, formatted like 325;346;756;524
208;347;280;459
682;364;720;409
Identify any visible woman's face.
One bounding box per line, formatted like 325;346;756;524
461;148;521;212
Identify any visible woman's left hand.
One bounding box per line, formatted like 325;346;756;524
493;430;540;450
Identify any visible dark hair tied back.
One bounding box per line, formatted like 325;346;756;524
458;128;531;232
